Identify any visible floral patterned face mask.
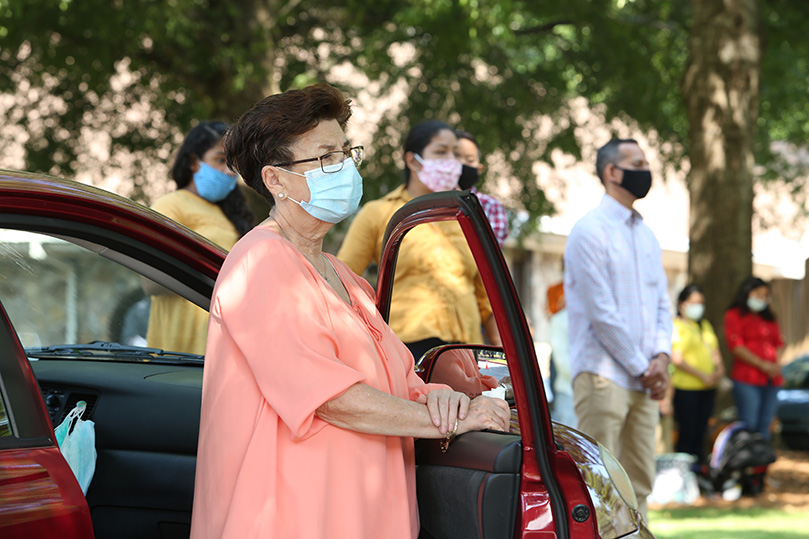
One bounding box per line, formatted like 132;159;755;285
414;154;462;192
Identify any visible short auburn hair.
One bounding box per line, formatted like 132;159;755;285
224;83;352;203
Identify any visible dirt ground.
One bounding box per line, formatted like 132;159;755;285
686;449;809;512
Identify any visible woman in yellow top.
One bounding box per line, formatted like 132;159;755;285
338;120;499;361
670;284;725;463
146;121;255;354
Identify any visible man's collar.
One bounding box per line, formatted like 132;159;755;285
601;193;643;224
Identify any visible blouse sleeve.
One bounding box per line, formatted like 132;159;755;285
724;308;744;351
211;238;366;440
337;203;382;276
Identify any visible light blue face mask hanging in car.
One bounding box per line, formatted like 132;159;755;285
54;401;97;495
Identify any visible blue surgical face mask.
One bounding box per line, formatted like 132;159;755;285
747;297;768;313
683;303;705;321
280;158;363;224
193;162;238;202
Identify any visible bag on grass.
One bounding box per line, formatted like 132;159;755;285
54;401;97;494
648;453;700;505
709;421;775;493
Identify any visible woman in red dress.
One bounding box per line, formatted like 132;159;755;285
724;276;784;440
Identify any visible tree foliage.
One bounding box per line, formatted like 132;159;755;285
1;0;807;223
0;0;352;199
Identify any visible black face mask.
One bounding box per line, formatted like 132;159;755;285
458;164;480;190
615;166;652;199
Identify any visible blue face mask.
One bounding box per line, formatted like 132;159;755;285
747;297;768;313
281;158;363;224
193;162;238;202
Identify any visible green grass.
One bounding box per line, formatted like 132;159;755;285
649;507;809;539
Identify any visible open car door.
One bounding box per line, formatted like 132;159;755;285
0;301;94;538
0;171;225;538
375;190;599;539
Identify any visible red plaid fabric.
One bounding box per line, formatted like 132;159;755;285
471;187;509;246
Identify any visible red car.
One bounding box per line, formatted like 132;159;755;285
0;170;653;539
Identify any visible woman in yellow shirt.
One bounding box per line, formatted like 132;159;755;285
670;284;725;463
145;121;255;354
338;120;498;361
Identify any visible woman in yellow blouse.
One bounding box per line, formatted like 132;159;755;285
146;121;255;355
670;284;725;463
338;120;499;360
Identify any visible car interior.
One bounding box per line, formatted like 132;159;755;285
1;226;523;539
1;229;204;538
414;346;521;539
34;360;201;539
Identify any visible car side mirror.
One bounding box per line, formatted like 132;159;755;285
421;345;513;401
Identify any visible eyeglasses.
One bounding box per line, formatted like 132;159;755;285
271;146;364;174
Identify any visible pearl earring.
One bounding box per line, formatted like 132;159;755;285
278;193;285;199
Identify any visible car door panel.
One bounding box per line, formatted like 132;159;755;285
415;432;521;539
0;302;94;538
0;446;94;538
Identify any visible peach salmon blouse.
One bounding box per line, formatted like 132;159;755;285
190;226;443;539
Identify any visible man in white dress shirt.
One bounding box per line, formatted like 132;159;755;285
564;138;672;520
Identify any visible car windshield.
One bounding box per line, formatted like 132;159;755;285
0;230;202;361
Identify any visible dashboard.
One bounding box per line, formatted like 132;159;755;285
30;358;203;539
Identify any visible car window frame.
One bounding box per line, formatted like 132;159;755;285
2;216;217;311
0;173;224;306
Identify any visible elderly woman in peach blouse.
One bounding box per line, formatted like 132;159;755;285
189;83;510;539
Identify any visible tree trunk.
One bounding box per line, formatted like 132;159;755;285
682;0;760;370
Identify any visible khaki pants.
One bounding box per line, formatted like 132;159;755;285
573;373;658;521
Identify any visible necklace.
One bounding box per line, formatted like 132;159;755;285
310;253;332;282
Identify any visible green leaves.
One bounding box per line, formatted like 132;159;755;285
2;0;807;229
